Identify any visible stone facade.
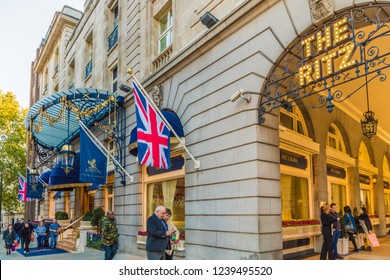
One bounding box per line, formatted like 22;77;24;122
27;0;390;259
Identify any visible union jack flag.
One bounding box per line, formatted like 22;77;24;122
132;81;170;169
18;175;31;202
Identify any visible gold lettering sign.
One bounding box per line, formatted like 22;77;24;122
298;17;355;86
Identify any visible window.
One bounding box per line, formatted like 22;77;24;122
360;189;371;214
281;174;309;220
147;178;185;234
385;194;390;215
358;142;371;164
85;34;93;79
88;193;95;213
331;183;346;210
54;48;59;74
108;4;119;51
327;124;346;152
279;103;308;136
69;59;75;89
158;9;173;53
112;66;118;93
106;138;117;171
105;186;114;212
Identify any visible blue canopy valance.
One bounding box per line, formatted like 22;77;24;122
24;88;124;151
129;108;185;156
39;170;51;185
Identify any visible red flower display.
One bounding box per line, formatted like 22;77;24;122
282;219;321;227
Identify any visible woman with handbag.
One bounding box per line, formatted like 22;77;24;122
163;208;180;260
21;222;32;254
2;224;16;255
343;206;359;253
358;207;373;251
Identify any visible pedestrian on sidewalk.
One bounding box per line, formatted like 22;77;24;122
3;224;16;255
36;221;47;250
343;206;359;253
49;218;61;249
330;203;343;259
13;218;24;247
358;207;373;251
320;204;338;260
163;208;180;260
146;206;173;260
21;222;33;254
100;210;119;260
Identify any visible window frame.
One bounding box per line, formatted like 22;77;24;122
326;123;346;152
279;104;308;136
158;9;173;54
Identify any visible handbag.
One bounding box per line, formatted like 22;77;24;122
368;233;380;247
345;214;355;233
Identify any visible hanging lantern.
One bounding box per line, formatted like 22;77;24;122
28;168;40;187
361;110;378;140
60;144;75;174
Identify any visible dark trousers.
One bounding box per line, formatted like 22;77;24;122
24;239;30;253
332;230;341;255
147;250;165;260
103;242;118;260
348;232;358;250
320;233;335;260
20;235;25;249
37;236;45;249
165;251;173;260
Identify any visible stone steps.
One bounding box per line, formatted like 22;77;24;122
56;228;80;252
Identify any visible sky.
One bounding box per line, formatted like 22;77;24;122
0;0;85;109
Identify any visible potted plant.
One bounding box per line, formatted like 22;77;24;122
91;207;105;232
80;211;93;227
337;209;349;255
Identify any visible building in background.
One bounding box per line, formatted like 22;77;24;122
25;0;390;260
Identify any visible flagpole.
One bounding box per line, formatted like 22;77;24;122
78;121;134;182
128;69;201;169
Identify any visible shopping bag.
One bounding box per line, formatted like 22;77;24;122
11;245;15;251
14;241;19;247
368;233;380;247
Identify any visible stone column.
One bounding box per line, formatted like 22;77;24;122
78;222;96;253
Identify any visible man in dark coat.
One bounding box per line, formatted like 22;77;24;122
146;206;173;260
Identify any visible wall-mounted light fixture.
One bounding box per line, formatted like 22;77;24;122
200;12;219;29
230;89;258;103
119;84;132;93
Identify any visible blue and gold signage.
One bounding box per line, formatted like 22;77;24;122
280;149;307;170
359;174;371;185
147;156;185;176
327;164;346;179
79;126;107;186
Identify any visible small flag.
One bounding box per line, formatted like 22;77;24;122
79;124;107;186
18;175;31;202
132;81;170;169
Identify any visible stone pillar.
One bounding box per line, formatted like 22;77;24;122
348;159;360;209
78;222;96;252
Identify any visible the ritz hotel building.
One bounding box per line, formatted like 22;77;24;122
25;0;390;260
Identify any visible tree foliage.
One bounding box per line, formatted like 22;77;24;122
0;90;27;213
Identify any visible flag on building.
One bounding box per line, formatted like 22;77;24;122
18;175;31;202
79;124;107;187
26;168;44;199
132;81;170;169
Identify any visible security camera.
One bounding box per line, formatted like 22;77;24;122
230;89;245;102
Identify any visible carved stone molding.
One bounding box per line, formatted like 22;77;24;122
309;0;333;23
151;85;163;109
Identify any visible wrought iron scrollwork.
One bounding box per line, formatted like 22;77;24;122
259;5;390;123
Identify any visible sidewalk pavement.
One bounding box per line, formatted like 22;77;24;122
303;234;390;260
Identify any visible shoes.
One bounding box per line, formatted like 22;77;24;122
352;248;359;252
359;246;365;251
335;254;344;259
365;246;372;251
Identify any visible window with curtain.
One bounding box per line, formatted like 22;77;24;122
147;178;185;234
384;193;390;215
360;189;371;214
158;9;173;53
331;183;346;210
281;174;309;220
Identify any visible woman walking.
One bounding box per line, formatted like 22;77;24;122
163;208;180;260
36;221;47;250
358;207;373;251
21;222;32;254
320;204;338;260
343;206;359;253
2;224;16;255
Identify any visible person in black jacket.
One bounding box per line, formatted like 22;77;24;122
2;224;16;255
358;207;373;251
21;222;32;254
343;206;359;252
320;204;338;260
146;206;174;260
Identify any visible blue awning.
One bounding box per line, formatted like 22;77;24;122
129;108;184;156
53;191;62;199
24;88;124;151
87;184;102;191
39;170;51;185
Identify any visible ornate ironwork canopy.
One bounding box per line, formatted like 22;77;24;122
259;5;390;123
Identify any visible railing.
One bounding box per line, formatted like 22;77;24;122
108;25;118;51
152;45;172;72
85;59;92;79
86;232;104;251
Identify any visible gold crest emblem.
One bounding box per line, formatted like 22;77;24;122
88;159;97;169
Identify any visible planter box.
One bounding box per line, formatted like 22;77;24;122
80;221;92;228
282;225;321;240
337;238;349;255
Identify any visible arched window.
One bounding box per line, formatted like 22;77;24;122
327;124;346;152
279;103;308;136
